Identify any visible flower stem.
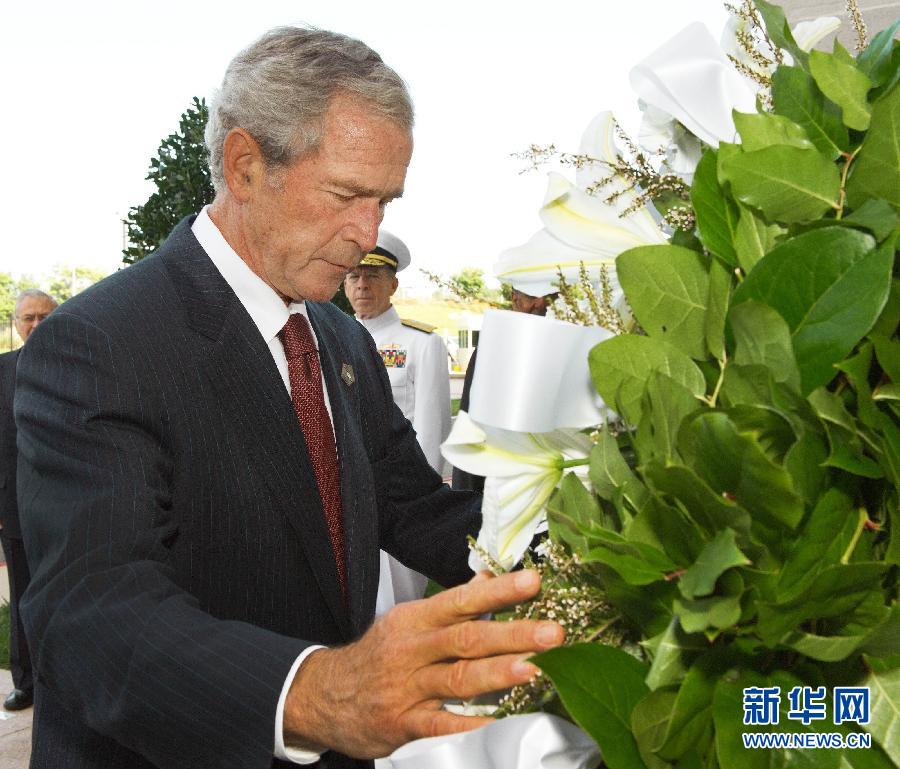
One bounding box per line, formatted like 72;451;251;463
840;508;869;565
558;457;590;469
835;147;862;220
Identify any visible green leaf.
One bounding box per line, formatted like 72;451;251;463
583;527;678;586
878;410;900;505
756;562;887;643
847;81;900;210
782;430;829;508
635;371;702;463
679;412;804;531
534;643;649;769
712;673;769;769
837;341;878;428
842;198;899;242
729;300;801;393
873;334;900;383
692;150;739;268
589;335;707;425
857;19;900;87
863;659;900;766
784;609;900;662
822;421;885;478
675;571;744;636
719;144;841;224
618;245;710;359
872;278;900;338
734;204;783;273
776;489;857;602
589;430;649;516
783;630;867;662
875;383;900;401
644;461;751;538
733;110;814;151
625;496;704;569
645;617;706;690
809;49;873;131
658;654;725;761
631;689;677;769
727;404;798;464
547;472;608;554
705;257;731;363
674;592;742;635
808;386;857;432
679;529;750;599
771;66;849;159
731;227;890;394
753;0;807;66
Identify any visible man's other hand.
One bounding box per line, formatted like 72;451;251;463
283;569;564;758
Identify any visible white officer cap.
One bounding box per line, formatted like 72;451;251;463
360;229;411;272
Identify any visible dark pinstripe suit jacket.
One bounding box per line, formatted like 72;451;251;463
0;349;20;538
14;218;479;769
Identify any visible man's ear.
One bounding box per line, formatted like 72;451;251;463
222;128;265;202
390;275;399;296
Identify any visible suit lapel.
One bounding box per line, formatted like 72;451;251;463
159;220;351;637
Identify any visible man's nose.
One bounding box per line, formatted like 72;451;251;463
348;201;382;253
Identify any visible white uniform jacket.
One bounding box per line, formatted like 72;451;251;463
358;305;452;613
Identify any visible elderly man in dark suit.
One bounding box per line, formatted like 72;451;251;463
14;27;563;769
0;289;57;712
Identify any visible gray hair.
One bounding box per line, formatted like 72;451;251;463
205;27;414;194
15;289;58;314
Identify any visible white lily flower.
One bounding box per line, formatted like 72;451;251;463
637;101;705;176
631;16;841;153
791;17;842;53
442;411;592;571
631;22;757;147
495;112;666;297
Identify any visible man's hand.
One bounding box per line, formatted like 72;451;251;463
283;569;564;758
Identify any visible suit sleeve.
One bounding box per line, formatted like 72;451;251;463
411;333;451;473
15;312;308;769
359;333;479;589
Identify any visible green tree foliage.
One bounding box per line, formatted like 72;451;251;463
48;266;110;303
0;273;20;318
123;98;214;264
0;273;40;318
449;267;487;298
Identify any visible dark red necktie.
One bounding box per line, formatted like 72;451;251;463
279;313;346;594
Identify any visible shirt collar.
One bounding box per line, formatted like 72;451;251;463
357;305;399;335
192;206;312;345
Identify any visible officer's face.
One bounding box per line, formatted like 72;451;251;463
345;265;399;319
511;289;555;316
238;94;412;303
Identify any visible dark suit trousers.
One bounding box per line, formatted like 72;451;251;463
0;533;32;694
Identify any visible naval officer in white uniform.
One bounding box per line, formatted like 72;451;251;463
344;230;452;614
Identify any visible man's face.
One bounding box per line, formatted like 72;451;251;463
240;95;412;302
344;265;399;319
15;295;56;342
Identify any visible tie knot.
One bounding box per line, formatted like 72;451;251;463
280;313;317;359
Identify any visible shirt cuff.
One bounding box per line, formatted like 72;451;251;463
274;645;328;764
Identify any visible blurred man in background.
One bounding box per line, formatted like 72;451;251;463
0;289;57;711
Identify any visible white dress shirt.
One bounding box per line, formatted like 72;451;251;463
192;207;324;765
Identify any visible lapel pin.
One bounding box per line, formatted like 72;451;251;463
341;363;355;386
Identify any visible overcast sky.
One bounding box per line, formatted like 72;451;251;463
1;0;730;292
